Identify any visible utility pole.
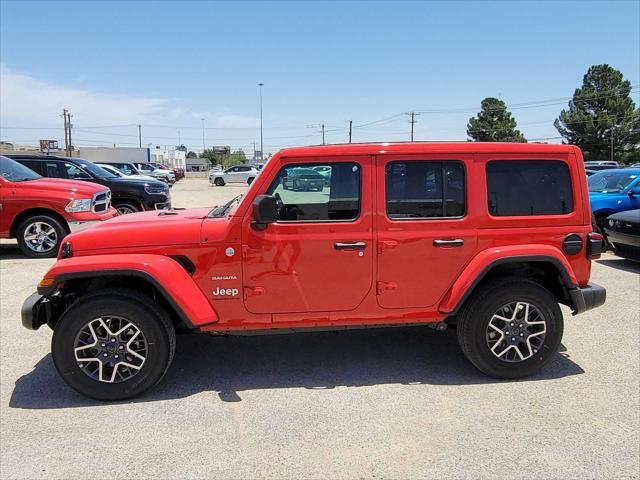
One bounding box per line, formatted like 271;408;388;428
348;120;353;143
201;118;205;152
611;128;614;162
251;141;257;160
63;109;69;156
67;110;72;154
408;111;419;142
258;83;264;160
322;124;325;145
178;130;181;145
138;124;142;148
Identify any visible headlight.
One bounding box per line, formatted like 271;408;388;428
65;198;92;213
145;185;168;195
609;219;615;227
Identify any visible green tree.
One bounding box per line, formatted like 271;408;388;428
186;151;197;159
199;148;220;166
554;64;640;162
467;98;526;142
220;149;247;168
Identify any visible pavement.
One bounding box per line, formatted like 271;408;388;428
1;178;639;479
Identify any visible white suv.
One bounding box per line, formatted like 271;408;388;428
209;165;258;186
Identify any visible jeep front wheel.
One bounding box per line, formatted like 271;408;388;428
52;289;176;400
214;177;225;186
456;278;563;379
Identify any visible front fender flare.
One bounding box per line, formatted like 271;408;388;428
38;254;218;328
439;245;578;315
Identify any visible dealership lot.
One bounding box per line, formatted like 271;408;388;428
1;178;638;479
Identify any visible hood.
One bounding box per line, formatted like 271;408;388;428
66;207;212;252
107;176;167;188
18;178;106;197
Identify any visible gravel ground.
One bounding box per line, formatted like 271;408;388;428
1;178;639;479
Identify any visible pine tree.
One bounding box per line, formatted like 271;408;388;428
554;64;639;161
467;98;526;142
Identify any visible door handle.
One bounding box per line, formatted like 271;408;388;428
334;241;367;251
433;239;464;247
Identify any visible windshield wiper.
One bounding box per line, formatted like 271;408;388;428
211;194;243;217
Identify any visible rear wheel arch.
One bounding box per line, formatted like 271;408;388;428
447;256;576;317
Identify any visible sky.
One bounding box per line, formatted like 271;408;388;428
1;0;639;156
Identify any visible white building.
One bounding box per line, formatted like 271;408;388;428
78;147;186;169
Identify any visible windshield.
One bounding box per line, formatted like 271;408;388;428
588;171;638;193
75;159;117;179
99;165;123;177
209;194;244;218
0;156;41;182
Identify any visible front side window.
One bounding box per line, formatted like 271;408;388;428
386;161;465;219
64;162;91;180
487;160;573;216
267;163;361;221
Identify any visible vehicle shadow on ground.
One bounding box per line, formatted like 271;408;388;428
596;258;640;274
10;327;584;409
0;243;26;260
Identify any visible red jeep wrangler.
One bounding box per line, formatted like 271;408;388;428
22;143;606;400
1;156;116;257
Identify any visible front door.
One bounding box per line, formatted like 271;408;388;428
376;155;478;309
242;156;373;316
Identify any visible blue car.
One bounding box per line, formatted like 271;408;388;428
589;168;640;235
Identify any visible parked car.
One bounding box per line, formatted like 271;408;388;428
282;167;325;191
8;155;171;215
584;160;620;171
22;142;606;400
604;209;640;261
209;165;258;186
311;165;332;184
0;156;116;257
134;162;176;184
97;163;158;183
588;168;640;238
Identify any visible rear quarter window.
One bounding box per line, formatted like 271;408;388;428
486;160;573;216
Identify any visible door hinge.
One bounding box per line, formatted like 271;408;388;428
377;240;398;253
376;281;397;295
243;286;265;300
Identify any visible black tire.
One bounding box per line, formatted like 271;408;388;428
113;202;140;215
456;277;563;379
317;185;324;192
16;214;67;258
52;289;176;401
247;177;255;185
214;177;225;186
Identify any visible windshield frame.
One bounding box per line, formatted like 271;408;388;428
74;159;117;179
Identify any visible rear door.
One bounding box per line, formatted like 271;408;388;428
242;156;373;315
376;154;478;308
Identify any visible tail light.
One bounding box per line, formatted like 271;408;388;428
587;232;603;260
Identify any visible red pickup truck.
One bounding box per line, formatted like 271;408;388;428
0;156;116;257
22;143;606;400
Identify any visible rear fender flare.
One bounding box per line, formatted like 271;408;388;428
38;254;218;328
439;245;578;315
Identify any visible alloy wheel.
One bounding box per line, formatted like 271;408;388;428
485;301;547;362
22;221;58;253
74;316;148;383
116;205;137;215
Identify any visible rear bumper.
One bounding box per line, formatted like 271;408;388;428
569;282;606;315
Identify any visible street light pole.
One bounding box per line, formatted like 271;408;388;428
258;83;264;160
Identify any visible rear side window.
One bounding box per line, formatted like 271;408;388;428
486;160;573;216
386;161;465;219
267;163;360;221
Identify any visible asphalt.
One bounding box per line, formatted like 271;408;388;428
1;178;638;479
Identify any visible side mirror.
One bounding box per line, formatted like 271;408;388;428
252;194;278;230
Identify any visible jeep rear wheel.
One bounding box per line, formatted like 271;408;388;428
456;277;563;379
16;214;67;258
52;289;175;400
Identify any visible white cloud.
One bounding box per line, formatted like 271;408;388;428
0;64;259;129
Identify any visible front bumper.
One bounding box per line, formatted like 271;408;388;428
21;293;50;330
569;282;607;315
